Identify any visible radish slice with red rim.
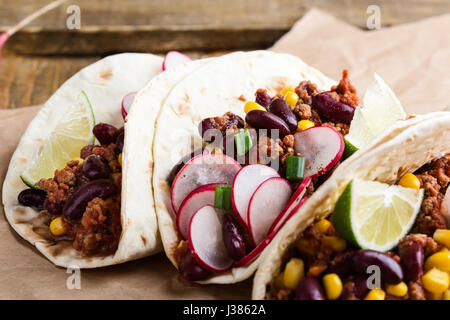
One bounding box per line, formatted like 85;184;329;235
268;177;311;234
171;153;241;214
121;91;136;120
247;177;292;245
162;51;192;71
294;126;344;178
189;205;234;272
176;183;223;239
271;197;308;235
232;164;280;227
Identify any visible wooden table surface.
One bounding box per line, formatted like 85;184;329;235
0;0;449;109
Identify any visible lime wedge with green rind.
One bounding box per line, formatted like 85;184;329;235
344;73;406;157
332;179;423;252
20;91;95;186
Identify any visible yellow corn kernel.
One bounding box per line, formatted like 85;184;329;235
322;273;343;300
297;238;314;256
315;219;331;234
364;288;386;300
398;173;421;189
422;268;449;293
244;101;265;113
297;120;315;131
283;258;305;290
443;289;450;300
280;86;295;96
71;157;84;164
118;153;122;166
386;281;408;297
322;236;347;252
441;247;450;252
285;91;299;107
433;229;450;249
425;251;450;272
274;272;285;289
49;217;66;236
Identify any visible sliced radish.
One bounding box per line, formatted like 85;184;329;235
441;187;450;226
176;183;223;239
171;153;241;214
294;126;344;178
121;91;136;120
189;205;234;272
247;177;292;245
162;51;192;71
232;164;280;227
235;197;309;268
271;197;309;235
267;177;311;234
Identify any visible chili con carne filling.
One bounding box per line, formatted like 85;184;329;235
269;154;450;300
172;71;360;280
19;123;123;256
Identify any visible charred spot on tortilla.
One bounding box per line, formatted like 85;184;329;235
17;157;27;166
200;87;206;95
238;95;246;102
141;235;147;246
148;160;153;171
174;102;192;117
98;68;113;81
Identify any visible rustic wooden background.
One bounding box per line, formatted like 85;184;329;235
0;0;449;109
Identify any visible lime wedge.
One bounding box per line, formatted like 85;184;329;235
21;91;95;186
345;73;406;153
332;179;423;252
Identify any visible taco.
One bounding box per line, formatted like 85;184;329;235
2;53;166;268
252;112;450;300
148;50;418;284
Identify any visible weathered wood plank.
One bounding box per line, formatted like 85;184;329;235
1;0;448;55
0;51;225;109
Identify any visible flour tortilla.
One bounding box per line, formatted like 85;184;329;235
2;53;166;268
252;111;450;299
152;51;339;284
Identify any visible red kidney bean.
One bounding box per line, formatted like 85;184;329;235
179;250;211;281
352;250;403;284
326;251;355;278
115;132;124;155
353;275;369;298
222;213;246;261
398;241;424;282
255;89;272;108
295;276;326;300
168;148;207;186
82;155;110;180
93;123;119;146
18;188;47;211
267;98;298;133
63;179;116;221
44;198;62;216
245;110;290;138
312;92;355;124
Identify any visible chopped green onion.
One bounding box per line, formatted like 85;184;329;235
234;129;252;156
286;156;305;181
214;185;232;210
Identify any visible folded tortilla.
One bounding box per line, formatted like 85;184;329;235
252;111;450;299
149;51;340;284
2;53;166;268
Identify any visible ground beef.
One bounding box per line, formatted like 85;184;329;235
412;156;450;235
322;122;350;135
399;234;442;258
408;281;426;300
341;280;360;300
37;139;123;256
72;197;121;256
295;81;319;105
293;104;312;120
330;69;359;108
